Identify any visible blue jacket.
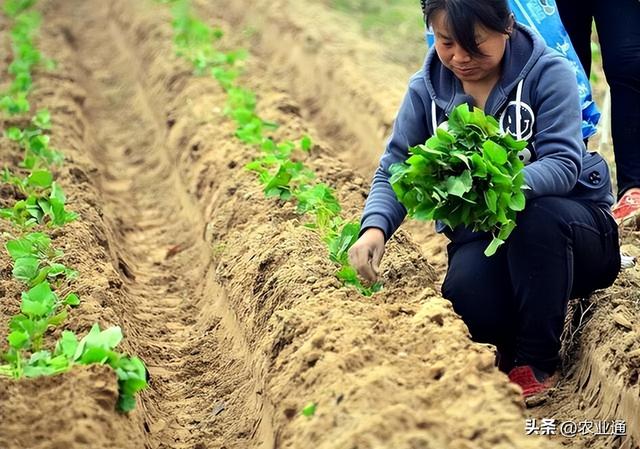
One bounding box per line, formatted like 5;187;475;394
360;23;614;242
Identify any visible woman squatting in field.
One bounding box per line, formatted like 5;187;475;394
348;0;621;405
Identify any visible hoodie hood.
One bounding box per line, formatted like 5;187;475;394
423;22;547;116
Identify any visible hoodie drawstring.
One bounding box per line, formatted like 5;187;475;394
431;100;438;134
515;79;524;140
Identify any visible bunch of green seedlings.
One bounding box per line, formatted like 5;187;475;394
389;104;528;256
0;1;148;412
164;0;381;295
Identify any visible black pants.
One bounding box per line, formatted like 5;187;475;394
555;0;640;197
441;197;620;374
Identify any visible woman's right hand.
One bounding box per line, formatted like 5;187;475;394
348;227;386;284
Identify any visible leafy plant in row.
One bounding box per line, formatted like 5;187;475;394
3;281;79;359
0;6;53;116
3;0;37;18
0;112;72;228
4;109;64;169
0;321;148;412
4;232;77;286
0;0;148;412
170;0;246;76
326;221;382;295
389;104;528;256
0;173;78;229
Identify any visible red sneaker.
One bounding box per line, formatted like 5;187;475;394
612;188;640;225
508;365;558;407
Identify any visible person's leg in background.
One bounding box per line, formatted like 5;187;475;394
557;0;640;222
555;0;594;75
593;0;640;206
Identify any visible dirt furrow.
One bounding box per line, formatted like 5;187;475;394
187;2;640;448
49;1;275;447
40;0;561;447
3;0;636;448
193;0;450;274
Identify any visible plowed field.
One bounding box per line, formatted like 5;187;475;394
0;1;638;448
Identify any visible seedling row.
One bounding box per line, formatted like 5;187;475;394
160;0;381;296
0;0;148;412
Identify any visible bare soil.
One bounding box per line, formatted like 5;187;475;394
0;0;638;448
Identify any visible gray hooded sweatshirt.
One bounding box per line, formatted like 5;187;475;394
360;23;614;242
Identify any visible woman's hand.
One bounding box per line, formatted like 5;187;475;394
348;227;385;284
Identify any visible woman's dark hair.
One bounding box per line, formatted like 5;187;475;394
420;0;513;57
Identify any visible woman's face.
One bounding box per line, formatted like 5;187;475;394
431;10;508;84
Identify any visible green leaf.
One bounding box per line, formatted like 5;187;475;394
23;355;65;378
435;127;455;144
29;134;49;153
449;152;470;168
501;134;528;151
79;347;111;364
448;104;470;132
47;310;68;326
470;153;488;178
295;183;341;216
22;281;56;309
470;107;489;131
50;182;66;203
482;140;508;165
484;190;498;214
118;395;137;413
47;263;67;276
101;327;123;348
9;314;32;333
64;268;78;280
423;137;447;154
327;222;360;265
302;402;317;417
55;331;79;358
445;171;472;197
5;127;23;141
300;135;312;152
64;293;80;306
32;109;51;129
27;170;53;188
76;325;124;359
21;298;50;317
336;265;358;283
508;191;526;211
497;221;517;240
260;138;277;152
6;238;34;260
12;256;39;283
7;330;29;349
